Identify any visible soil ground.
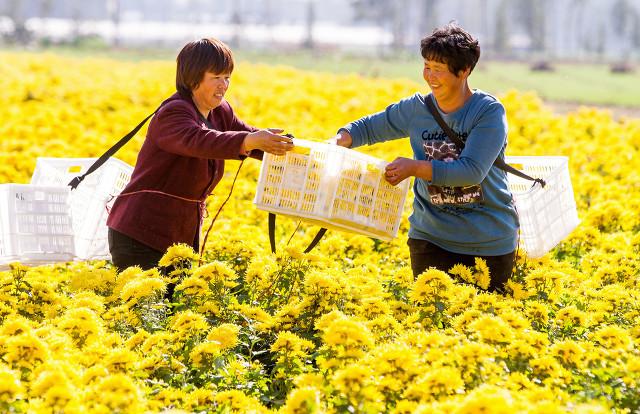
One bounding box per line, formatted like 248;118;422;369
545;101;640;120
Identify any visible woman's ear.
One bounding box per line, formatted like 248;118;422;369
457;67;472;79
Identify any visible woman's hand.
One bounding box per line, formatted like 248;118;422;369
383;157;418;186
385;158;433;185
244;129;294;155
328;130;352;148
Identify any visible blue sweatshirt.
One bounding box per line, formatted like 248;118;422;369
342;91;518;256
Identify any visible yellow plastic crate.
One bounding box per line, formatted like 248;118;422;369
254;139;410;241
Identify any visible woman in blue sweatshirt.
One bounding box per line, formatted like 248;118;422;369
332;23;517;293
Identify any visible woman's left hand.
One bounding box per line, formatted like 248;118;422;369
245;128;294;155
384;157;416;186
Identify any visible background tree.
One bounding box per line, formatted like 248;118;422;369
494;0;511;56
229;0;244;48
633;12;640;50
350;0;408;53
302;0;316;49
106;0;121;47
4;0;30;44
515;0;547;53
39;0;53;19
421;0;440;38
569;0;588;57
70;0;84;43
610;0;638;59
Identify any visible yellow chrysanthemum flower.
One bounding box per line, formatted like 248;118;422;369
124;330;150;350
120;276;166;306
554;305;588;329
409;268;454;304
140;332;176;355
0;315;34;336
30;364;75;395
189;341;223;367
469;315;514;344
68;266;117;294
271;331;315;359
591;325;633;351
448;263;474;284
110;265;145;299
169;310;209;337
197;301;221;318
280;386;323;414
56;307;103;345
525;301;550;327
192;261;238;288
3;333;49;370
0;367;23;402
213;390;265;412
158;243;199;268
454;385;515;414
90;373;145;413
321;316;374;355
104;347;138;372
82;364;109;385
404;366;465;401
550;340;586;367
234;303;275;331
207;323;241;349
175;275;209;297
473;257;491;290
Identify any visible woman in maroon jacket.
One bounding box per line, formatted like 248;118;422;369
107;38;293;271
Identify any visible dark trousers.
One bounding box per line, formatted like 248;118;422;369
108;228;175;300
407;238;515;293
108;228;164;271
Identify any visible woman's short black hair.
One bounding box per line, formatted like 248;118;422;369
420;23;480;76
176;38;234;97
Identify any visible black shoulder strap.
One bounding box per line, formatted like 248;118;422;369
68;107;160;190
268;213;327;255
425;95;545;187
426;96;465;149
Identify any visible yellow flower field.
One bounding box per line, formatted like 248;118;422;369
0;52;639;413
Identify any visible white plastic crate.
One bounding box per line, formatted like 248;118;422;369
30;157;133;260
254;139;410;241
506;156;580;258
0;184;75;269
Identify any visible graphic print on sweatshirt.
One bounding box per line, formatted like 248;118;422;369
423;134;484;205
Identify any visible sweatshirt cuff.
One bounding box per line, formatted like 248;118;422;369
339;125;361;148
430;160;445;185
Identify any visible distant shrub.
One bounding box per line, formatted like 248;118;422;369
530;61;555;72
610;62;635;74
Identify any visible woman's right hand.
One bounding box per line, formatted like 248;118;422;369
244;129;294;155
328;130;352;148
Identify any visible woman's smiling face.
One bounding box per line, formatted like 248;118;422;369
423;59;469;102
192;71;231;114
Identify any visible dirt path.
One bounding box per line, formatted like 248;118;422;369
545;101;640;120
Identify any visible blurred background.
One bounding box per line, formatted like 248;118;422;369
2;0;640;112
2;0;640;60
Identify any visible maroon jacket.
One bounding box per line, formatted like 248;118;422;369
107;92;259;252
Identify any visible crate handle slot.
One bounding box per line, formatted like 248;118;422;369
67;165;84;174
